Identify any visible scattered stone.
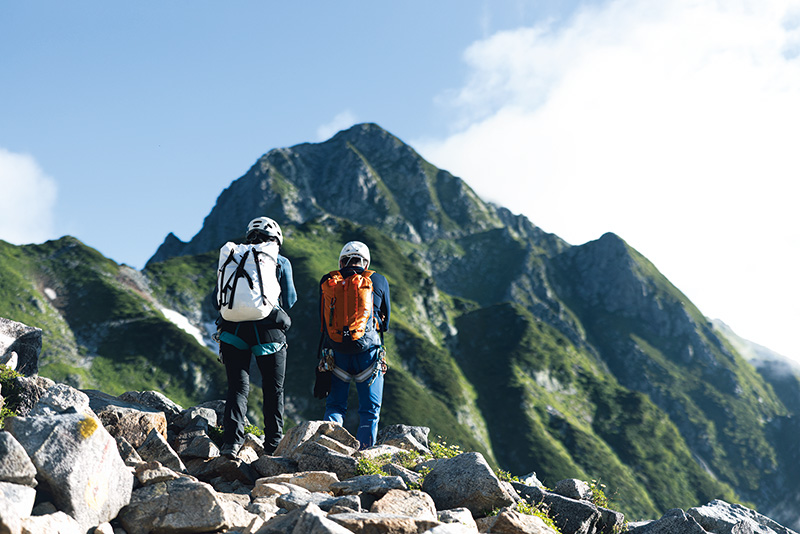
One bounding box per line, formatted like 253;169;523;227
476;506;559;534
295;440;359;480
274;420;359;458
118;390;183;422
554;479;593;501
85;390;169;449
329;510;441;533
117;478;227;534
0;432;37;487
257;471;340;493
29;383;92;417
631;508;707;534
330;474;408;497
381;462;424;488
377;424;431;454
137;428;186;472
438;507;479;530
173;406;218;429
0;481;37;518
370;488;437;520
20;511;82;534
252;454;299;478
256;502;353;534
133;461;184;486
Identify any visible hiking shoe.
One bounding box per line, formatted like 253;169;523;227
220;444;240;459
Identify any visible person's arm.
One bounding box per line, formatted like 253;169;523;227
277;256;298;309
374;274;390;332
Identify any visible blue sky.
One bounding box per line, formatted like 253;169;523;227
2;0;799;362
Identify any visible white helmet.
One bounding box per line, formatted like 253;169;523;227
339;241;370;269
246;217;283;245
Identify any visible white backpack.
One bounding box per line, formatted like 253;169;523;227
216;241;281;322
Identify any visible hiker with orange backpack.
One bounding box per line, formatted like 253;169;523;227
315;241;390;449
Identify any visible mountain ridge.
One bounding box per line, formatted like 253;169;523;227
2;123;798;525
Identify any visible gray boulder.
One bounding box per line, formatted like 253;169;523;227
256;502;354;534
118;390;184;422
252;454;300;478
631;509;708;534
377;424;432;454
117;478;227;534
688;500;798;534
20;511;82;534
276;483;361;513
437;507;479;530
137;428;186;472
476;507;560;534
0;318;41;376
84;389;168;448
0;432;37;486
512;482;602;534
370;488;437;520
555;479;593;501
329;510;442;533
29;383;91;417
274;420;359;458
173;405;217;430
5;409;133;533
330;474;408;498
422;452;516;517
0;481;37;518
6;375;54;417
295;440;359;480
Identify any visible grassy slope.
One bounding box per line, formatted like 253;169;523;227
455;302;737;519
0;237;225;409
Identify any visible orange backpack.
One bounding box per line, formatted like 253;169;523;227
320;270;378;345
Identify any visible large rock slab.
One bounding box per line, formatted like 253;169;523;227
512;483;603;534
117;478;227;534
422;452;516;517
5;408;133;533
688;500;798;534
476;507;560;534
0;318;41;376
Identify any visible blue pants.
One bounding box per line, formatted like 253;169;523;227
323;345;384;448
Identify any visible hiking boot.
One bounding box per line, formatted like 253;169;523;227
220;443;240;459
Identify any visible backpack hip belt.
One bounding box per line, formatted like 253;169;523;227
215;325;286;357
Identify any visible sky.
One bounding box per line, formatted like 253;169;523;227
1;0;799;363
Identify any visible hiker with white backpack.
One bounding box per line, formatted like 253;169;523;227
314;240;390;449
213;216;297;457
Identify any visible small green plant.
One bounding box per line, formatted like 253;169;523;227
208;425;224;446
496;469;520;483
244;424;264;437
589;479;610;509
429;438;462;459
0;364;22;429
356;453;392;476
394;449;422;470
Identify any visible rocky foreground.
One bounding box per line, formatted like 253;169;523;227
1;320;798;534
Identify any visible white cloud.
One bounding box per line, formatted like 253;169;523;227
0;149;58;245
417;0;800;362
316;110;358;142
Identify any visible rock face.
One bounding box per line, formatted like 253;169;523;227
0;317;42;376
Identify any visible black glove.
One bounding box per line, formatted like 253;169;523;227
313;367;332;399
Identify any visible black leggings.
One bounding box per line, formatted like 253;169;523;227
222;338;287;454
